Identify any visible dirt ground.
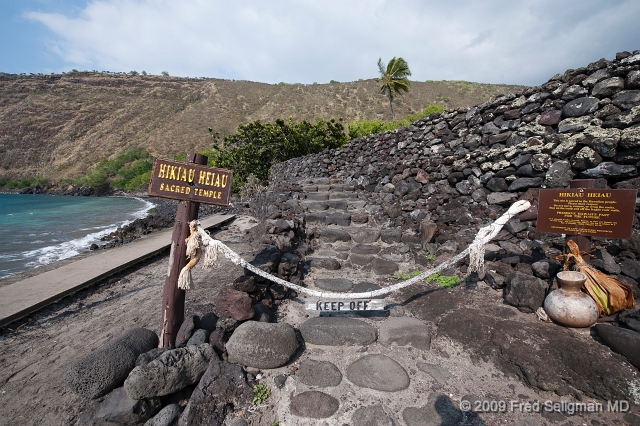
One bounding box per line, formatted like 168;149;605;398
1;215;639;426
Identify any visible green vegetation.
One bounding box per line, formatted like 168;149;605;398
252;384;271;405
377;57;411;120
348;104;444;139
0;176;48;189
426;272;461;288
207;117;348;191
161;71;169;76
74;147;153;192
392;270;461;289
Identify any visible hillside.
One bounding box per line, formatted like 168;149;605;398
0;72;523;183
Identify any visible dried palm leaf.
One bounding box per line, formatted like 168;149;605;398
556;240;635;316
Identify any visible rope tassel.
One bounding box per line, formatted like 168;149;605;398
177;200;531;298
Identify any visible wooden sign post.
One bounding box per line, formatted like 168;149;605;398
147;154;233;347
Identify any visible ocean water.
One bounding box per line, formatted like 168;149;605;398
0;194;154;279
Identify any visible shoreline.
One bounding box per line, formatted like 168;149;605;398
0;191;238;286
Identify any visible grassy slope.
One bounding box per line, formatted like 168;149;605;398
0;72;523;184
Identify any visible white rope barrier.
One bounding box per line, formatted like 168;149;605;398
178;200;531;299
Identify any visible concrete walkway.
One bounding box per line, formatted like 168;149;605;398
0;214;235;327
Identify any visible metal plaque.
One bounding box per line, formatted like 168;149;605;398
537;188;637;239
148;158;233;206
305;299;385;311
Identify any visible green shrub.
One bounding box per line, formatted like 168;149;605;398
348;104;444;139
0;176;48;189
208;117;348;191
75;147;153;192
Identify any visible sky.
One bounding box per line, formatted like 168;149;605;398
1;0;639;86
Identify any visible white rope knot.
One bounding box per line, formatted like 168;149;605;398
176;200;531;298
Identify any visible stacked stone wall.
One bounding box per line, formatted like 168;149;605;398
270;50;640;225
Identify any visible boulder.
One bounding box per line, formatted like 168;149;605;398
226;321;298;368
504;271;548;313
178;361;253;426
214;287;254;321
175;315;198;348
93;387;161;426
595;324;640;369
64;328;159;399
124;344;216;399
144;403;181;426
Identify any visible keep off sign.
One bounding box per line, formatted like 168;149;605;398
148;158;233;206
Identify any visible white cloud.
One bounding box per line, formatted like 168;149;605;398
24;0;640;85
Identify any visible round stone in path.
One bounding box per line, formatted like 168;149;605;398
290;390;339;419
315;278;354;292
379;317;431;350
300;317;377;346
226;321;298;369
352;282;381;293
352;405;396;426
347;354;410;392
295;359;342;387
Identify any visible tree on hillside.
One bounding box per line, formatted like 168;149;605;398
377;57;411;120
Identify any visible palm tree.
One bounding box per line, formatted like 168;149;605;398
377;57;411;120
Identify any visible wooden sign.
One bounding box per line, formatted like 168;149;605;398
305;299;385;311
537;188;637;239
148;158;233;206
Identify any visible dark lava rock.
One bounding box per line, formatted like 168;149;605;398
544;160;575;187
64;328;159;399
438;307;635;401
178;361;253;426
295;359;342;387
290;391;339;419
351;244;381;255
175;316;198;348
308;257;341;270
504;271;548;313
562;97;600;117
508;177;543;192
378;317;431;350
346;354;410;391
250;245;282;273
277;252;300;276
136;348;169;368
531;260;561;279
372;257;399;275
197;313;219;333
539;110;563;126
252;302;274;323
326;212;351;226
486;177;508;192
145;403;181;426
592;77;625;98
582;162;638;179
233;276;256;293
214;287;254;321
93;387;161;425
380;229;402;243
351;405;396;426
316;278;354;292
226;321;298;368
300;317;377;346
124;344;216;399
403;394;464;426
352;228;381;243
620;258;640;280
595;324;640;369
319;228;351;242
186;329;209;346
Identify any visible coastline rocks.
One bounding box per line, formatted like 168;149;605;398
226;321;298;368
214;288;254;321
64;328;158;399
124;344;216;399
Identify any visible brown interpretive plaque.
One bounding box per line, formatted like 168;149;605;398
148;158;233;206
537;188;637;239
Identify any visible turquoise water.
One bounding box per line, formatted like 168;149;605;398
0;194;154;279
